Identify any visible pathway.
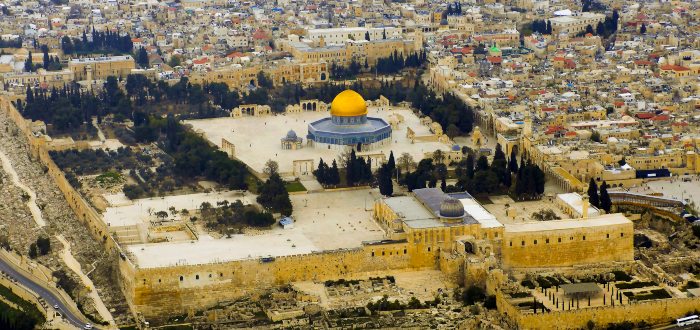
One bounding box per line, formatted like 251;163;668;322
56;235;115;326
92;117;106;142
0;149;46;227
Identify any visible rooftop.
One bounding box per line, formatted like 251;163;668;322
504;213;631;234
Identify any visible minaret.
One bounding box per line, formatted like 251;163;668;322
581;193;589;219
86;64;93;91
523;111;532;138
414;30;424;51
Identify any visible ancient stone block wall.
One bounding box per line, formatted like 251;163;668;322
496;290;700;329
501;221;634;268
126;241;451;317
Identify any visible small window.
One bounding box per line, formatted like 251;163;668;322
521;241;525;246
404;249;407;254
195;275;199;280
428;247;431;252
621;233;624;237
582;236;586;241
371;251;375;257
220;273;223;277
546;238;549;244
382;251;385;256
558;238;562;243
509;241;513;247
209;274;212;278
179;276;183;281
606;233;610;239
534;240;538;245
570;237;574;240
158;279;161;283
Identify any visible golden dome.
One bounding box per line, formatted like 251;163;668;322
330;90;367;117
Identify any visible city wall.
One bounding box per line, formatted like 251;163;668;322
496;291;700;329
0;96;138;317
121;241;443;318
501;221;634;268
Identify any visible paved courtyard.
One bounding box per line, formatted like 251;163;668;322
185;107;453;175
645;177;700;207
102;190;253;227
126;189;386;268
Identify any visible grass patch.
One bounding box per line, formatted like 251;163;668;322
285;181;306;192
95;170;123;184
0;284;45;322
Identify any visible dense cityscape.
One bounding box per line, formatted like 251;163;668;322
0;0;699;329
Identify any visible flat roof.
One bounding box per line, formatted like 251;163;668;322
504;213;631;233
127;232;318;268
560;282;602;295
69;55;133;63
459;198;503;228
557;192;600;218
383;196;435;221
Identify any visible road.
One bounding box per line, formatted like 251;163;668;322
0;256;88;329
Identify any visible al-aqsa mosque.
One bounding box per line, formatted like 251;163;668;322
307;90;392;151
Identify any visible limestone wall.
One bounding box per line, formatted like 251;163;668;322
127;242;430;317
497;290;700;329
501;220;634;268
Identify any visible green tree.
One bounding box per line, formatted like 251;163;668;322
600;181;612;213
465;153;475;179
476;155;489;172
24;51;34;72
257;173;292;216
640;23;646;34
378;164;393;196
257;71;273;88
28;243;38;258
36;236;50;255
588;178;600;207
328;160;340;186
136;47;148;67
314;158;328;184
508;148;519;173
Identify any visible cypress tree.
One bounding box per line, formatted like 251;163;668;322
329;160;340;185
24;51;33;72
387;151;396;172
600;181;612;213
587;178;600;207
509;148;519;173
378;164;393;196
465;154;474;179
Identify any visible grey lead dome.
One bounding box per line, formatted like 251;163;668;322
439;197;465;218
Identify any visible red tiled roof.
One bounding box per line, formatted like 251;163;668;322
192;58;208;65
650;114;670;121
635;113;654;119
634;60;653;66
660;64;690;71
487;56;502;64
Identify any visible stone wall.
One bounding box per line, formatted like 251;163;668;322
0;96;136;316
496;290;700;329
501;220;634;268
124;241;436;317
